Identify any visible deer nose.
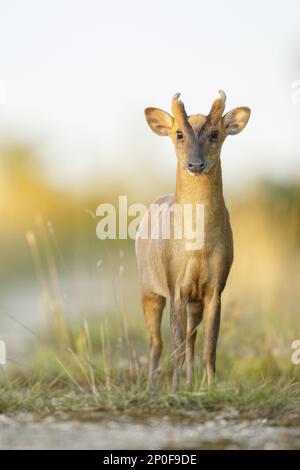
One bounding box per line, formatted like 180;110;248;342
187;160;205;174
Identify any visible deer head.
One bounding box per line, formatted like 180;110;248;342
145;91;250;175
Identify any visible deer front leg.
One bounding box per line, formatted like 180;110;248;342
186;302;203;388
143;292;166;388
170;299;187;391
202;290;221;388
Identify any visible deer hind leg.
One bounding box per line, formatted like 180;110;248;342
170;299;187;391
186;301;203;388
202;290;221;388
142;292;166;388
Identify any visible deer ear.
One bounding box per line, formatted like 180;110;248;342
223;107;251;136
145;108;174;136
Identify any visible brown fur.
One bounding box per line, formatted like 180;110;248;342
136;92;250;389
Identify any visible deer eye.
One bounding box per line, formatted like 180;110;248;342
176;130;184;141
209;130;219;141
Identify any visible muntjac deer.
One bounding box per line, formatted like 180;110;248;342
136;91;250;389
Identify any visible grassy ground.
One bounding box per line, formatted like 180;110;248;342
1;378;300;424
1;307;300;421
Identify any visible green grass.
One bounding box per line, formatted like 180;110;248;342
1;310;300;422
1;374;300;423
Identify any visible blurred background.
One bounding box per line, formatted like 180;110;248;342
0;0;299;369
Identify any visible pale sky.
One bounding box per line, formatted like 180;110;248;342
0;0;300;191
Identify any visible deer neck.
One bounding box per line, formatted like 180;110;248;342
174;159;225;210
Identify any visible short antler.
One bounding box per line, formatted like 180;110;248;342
208;90;226;125
171;93;188;124
171;93;193;135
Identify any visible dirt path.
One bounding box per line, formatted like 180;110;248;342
0;414;299;450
